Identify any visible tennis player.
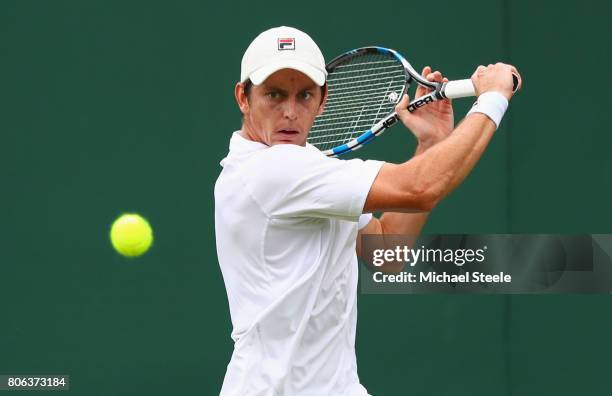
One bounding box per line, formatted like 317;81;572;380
215;26;521;396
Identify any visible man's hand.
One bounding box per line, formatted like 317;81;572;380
394;66;455;152
471;63;523;100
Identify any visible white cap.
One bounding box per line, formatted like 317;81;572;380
240;26;327;86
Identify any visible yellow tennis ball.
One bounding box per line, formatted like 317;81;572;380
110;213;153;257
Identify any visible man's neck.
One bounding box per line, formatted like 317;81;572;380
240;124;268;146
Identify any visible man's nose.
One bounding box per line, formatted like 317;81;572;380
282;98;298;120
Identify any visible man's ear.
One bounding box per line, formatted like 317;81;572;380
317;84;328;116
235;82;249;116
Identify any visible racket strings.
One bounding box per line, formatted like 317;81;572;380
308;53;406;152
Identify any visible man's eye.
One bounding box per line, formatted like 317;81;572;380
267;91;280;99
301;91;313;99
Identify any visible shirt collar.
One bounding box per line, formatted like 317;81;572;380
220;131;323;167
229;131;268;153
220;132;267;167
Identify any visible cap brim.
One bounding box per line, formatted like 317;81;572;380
247;59;326;86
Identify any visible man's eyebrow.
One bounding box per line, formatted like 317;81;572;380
262;85;288;95
262;84;318;94
300;84;318;91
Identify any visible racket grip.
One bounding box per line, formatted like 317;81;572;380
444;74;520;99
442;79;476;99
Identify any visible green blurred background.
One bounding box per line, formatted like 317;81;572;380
1;0;610;395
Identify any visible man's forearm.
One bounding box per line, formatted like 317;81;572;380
363;63;520;214
363;110;498;214
396;113;497;208
357;211;428;272
443;114;498;195
379;211;429;236
377;141;433;235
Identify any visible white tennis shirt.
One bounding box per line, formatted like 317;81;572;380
215;132;383;395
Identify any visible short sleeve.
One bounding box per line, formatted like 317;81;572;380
242;144;384;221
358;213;373;230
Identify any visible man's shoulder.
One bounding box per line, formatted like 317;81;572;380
244;144;327;170
232;144;328;191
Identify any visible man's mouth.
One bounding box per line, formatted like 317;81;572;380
277;129;299;135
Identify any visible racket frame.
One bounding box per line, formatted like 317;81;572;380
312;46;458;157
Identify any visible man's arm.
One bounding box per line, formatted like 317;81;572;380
364;111;497;213
355;143;432;262
356;63;521;261
355;67;454;260
355;114;493;261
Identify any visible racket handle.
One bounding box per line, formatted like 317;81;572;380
442;79;475;99
442;74;520;99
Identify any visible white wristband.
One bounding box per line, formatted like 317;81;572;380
466;91;509;129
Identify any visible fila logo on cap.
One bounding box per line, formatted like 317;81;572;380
278;38;295;50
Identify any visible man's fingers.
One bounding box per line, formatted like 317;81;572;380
416;66;431;94
426;71;443;82
415;67;430;97
416;68;447;100
395;93;410;114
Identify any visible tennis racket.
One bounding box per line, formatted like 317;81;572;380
307;46;519;156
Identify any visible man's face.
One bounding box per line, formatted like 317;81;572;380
236;69;327;147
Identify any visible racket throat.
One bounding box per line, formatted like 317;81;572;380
380;114;400;130
407;87;445;112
